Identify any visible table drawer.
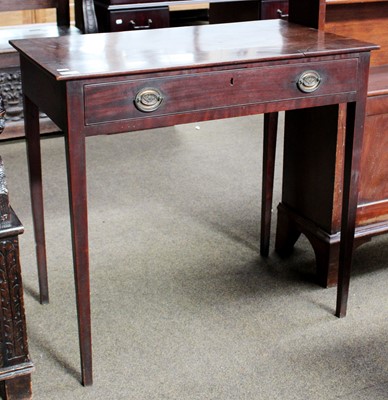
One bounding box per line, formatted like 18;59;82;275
108;7;169;31
84;58;358;125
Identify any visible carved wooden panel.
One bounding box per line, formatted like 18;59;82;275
0;239;26;367
0;69;23;126
0;95;5;135
0;158;33;398
0;68;58;139
0;159;9;222
0;237;29;368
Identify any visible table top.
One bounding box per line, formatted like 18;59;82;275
10;20;377;81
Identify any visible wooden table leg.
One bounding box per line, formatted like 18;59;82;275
24;95;49;304
25;90;92;385
336;53;370;318
336;101;362;318
64;128;93;386
260;112;278;257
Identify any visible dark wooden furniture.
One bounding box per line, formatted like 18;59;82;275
262;0;288;19
10;20;375;385
0;0;98;141
275;0;388;287
0;127;34;399
209;0;288;24
0;96;5;134
95;0;171;31
94;0;289;32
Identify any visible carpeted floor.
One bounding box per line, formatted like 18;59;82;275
2;115;387;399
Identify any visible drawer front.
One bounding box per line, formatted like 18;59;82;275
209;2;260;24
84;59;358;125
109;7;169;32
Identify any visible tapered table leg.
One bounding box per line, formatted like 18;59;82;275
24;95;49;304
64;127;92;386
336;101;361;318
336;53;370;317
260;112;278;257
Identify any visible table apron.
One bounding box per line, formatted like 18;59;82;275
81;91;355;135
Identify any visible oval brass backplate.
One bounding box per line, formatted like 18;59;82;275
297;70;322;93
135;88;163;112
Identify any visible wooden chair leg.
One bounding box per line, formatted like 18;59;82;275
260;112;278;257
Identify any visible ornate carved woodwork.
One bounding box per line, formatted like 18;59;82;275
0;157;34;399
0;238;28;365
75;0;99;33
0;95;5;134
0;69;57;140
0;70;23;127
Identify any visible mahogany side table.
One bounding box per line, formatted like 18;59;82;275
10;20;377;386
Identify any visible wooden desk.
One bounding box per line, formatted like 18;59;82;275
10;20;376;386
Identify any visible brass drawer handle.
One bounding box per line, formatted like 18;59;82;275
276;9;289;19
134;88;163;112
129;18;153;30
297;70;322;93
